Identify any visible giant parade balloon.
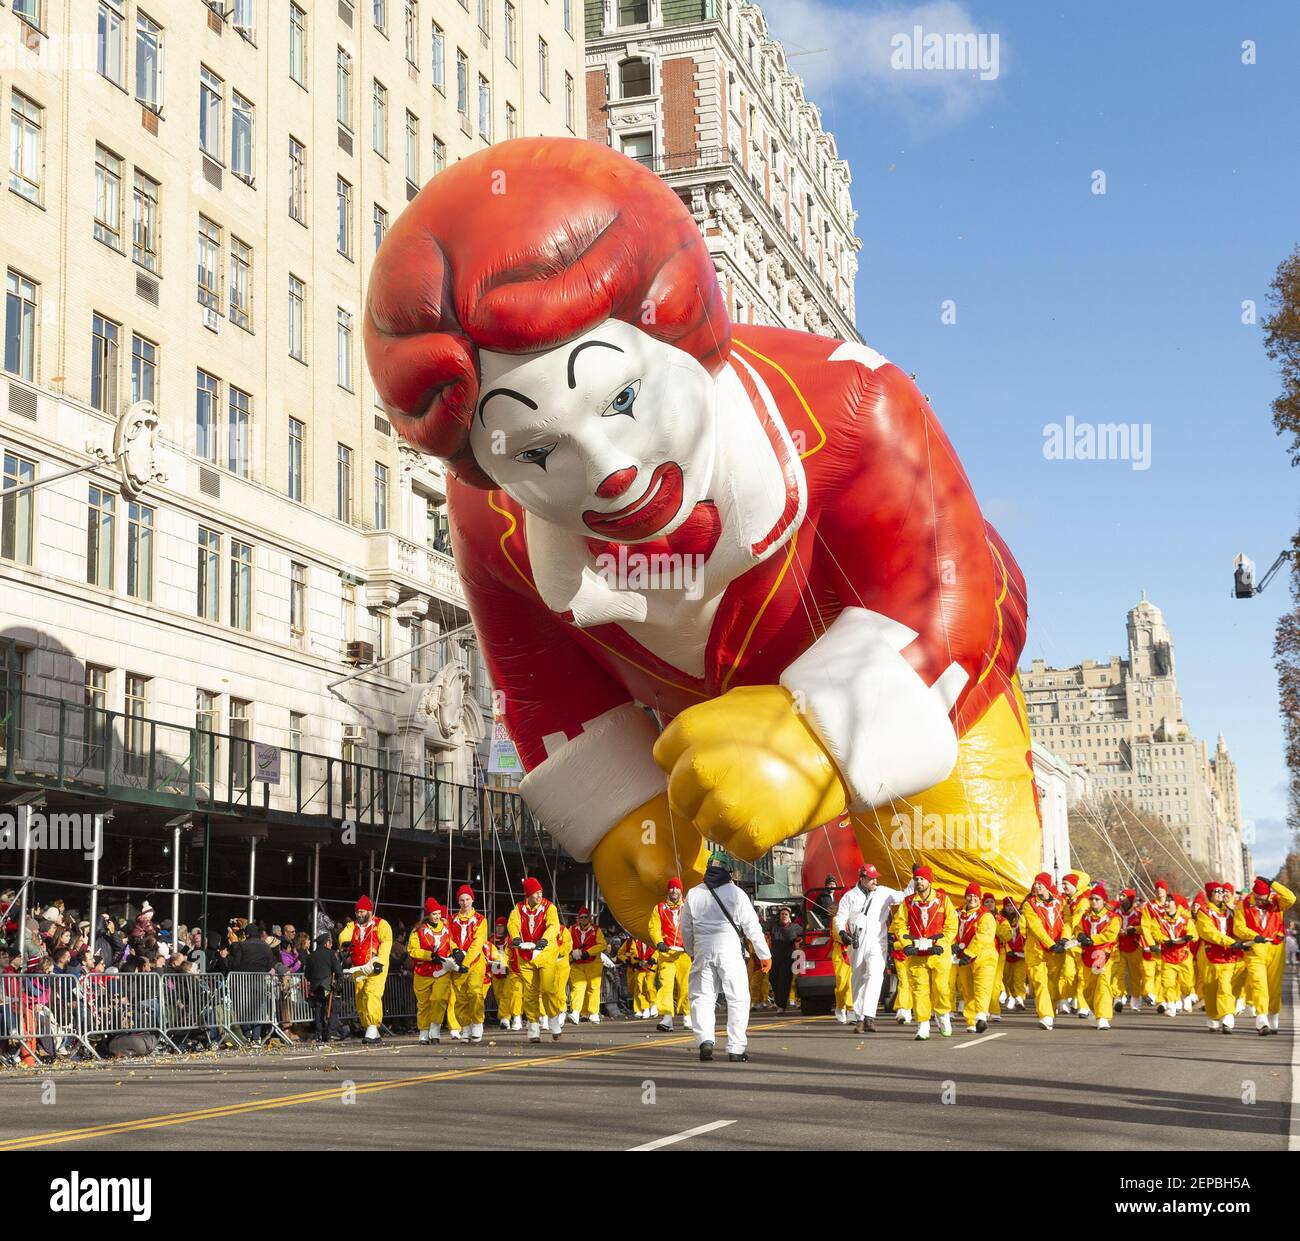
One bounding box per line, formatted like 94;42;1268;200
364;137;1038;939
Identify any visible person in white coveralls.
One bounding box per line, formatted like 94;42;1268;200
833;864;912;1033
680;851;772;1062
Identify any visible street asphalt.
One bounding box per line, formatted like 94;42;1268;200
2;983;1296;1151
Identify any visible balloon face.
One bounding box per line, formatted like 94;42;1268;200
470;320;717;543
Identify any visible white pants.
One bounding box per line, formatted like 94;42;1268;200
688;945;752;1055
850;947;888;1020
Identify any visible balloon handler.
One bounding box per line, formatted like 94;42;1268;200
364;138;1040;940
338;895;392;1045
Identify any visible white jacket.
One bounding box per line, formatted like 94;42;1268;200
834;882;910;955
681;881;772;960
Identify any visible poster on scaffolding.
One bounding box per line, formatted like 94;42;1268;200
487;720;521;777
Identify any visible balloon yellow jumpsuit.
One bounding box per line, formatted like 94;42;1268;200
407;913;458;1038
568;917;607;1019
650;898;691;1017
1076;901;1120;1023
508;895;561;1038
488;927;522;1024
1020;889;1066;1022
900;883;957;1035
1194;893;1242;1027
955;899;998;1030
1233;880;1295;1032
550;922;572;1017
338;911;392;1033
447;908;489;1035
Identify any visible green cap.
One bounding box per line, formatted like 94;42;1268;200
708;849;730;867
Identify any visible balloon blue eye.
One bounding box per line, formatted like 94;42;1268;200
515;444;554;469
604;380;640;418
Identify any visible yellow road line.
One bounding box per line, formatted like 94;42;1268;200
1;1016;815;1150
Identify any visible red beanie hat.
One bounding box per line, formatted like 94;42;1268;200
1204;881;1223;898
1121;888;1137;900
965;881;981;897
456;884;474;902
1033;872;1052;888
1154;880;1169;893
494;916;507;928
1062;872;1079;887
355;895;374;913
859;864;880;880
667;877;683;892
364;138;731;488
423;897;440;915
914;865;933;882
578;906;590;916
1174;894;1189;909
1090;883;1109;901
522;877;543;897
1253;877;1272;897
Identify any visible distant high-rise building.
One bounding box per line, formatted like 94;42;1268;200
1020;595;1244;886
583;0;861;340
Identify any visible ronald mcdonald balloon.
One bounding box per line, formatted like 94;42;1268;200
364;137;1038;942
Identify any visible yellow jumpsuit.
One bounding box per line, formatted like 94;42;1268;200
1057;874;1090;1010
1147;907;1195;1008
338;915;393;1030
619;938;656;1012
407;920;457;1034
833;936;854;1013
1077;908;1120;1022
888;904;914;1014
488;938;522;1022
550;924;572;1015
447;910;489;1029
1233;881;1295;1022
955;906;998;1029
1002;921;1028;1006
1118;904;1152;1003
568;923;607;1018
749;933;772;1007
1194;902;1242;1023
1020;895;1067;1020
901;890;957;1024
990;915;1009;1012
507;899;561;1025
650;900;691;1017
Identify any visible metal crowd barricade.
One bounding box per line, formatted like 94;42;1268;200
225;971;293;1045
0;973;96;1060
158;972;244;1048
80;972;181;1056
382;970;416;1021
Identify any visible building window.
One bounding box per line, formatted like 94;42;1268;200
131;334;157;406
136;13;163;110
197;215;221;312
563;0;573;34
230;540;253;629
230;698;251;787
97;1;126;88
477;77;491;140
132;171;161;272
336;309;353;390
10;91;44;203
336;443;353;521
196;369;219;463
287;417;304;501
342;583;356;645
199;66;223;158
564;72;575;131
373;204;388;251
228;386;251;476
290;561;307;645
1;452;35;566
456;50;468;116
431;135;445;174
4;271;37;380
476;0;490;35
502;2;517;63
197;527;220;620
336;177;353;257
336;48;353;129
374;462;389;529
288;137;306;222
124;674;148;774
404;0;418;65
620;59;651;99
232;92;254;181
87;484;116;589
195;689;217;784
288;275;305;361
288;710;305;788
373;0;387;34
126;501;154;601
229;237;253;330
94;146;124;248
431;22;445;91
538;38;550;99
405;111;419;184
506;104;517;140
12;1;42;28
289;4;307;86
233;0;256;38
84;666;109;769
372;80;388;156
90;313;120;414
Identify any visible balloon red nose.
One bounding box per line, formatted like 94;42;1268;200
596;467;638;499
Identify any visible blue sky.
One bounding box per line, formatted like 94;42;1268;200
763;1;1300;871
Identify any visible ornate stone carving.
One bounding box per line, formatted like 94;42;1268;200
91;402;166;498
399;639;486;751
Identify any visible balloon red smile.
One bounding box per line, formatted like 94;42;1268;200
582;462;685;541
